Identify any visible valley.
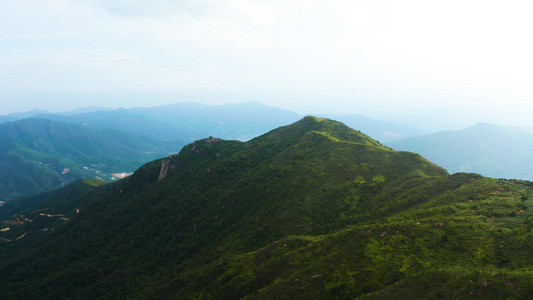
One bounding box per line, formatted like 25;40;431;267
0;118;184;201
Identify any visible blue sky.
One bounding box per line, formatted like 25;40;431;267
1;0;532;130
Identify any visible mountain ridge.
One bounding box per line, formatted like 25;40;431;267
0;116;532;299
1;102;429;143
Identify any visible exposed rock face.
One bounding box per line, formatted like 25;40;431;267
159;137;222;182
158;154;181;182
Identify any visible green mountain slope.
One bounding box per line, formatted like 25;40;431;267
386;123;533;180
0;118;184;201
0;117;532;299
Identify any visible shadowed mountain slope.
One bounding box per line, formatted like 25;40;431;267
0;117;532;299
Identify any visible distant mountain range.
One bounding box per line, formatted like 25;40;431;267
1;117;532;299
0;101;426;143
21;101;304;142
387;123;533;180
0;109;50;124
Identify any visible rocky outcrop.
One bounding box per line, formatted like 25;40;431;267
158;154;181;182
158;137;222;182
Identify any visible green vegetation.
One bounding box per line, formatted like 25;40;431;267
0;116;532;299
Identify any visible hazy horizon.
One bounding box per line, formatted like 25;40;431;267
2;1;532;131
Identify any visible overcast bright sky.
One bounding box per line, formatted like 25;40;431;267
1;0;532;130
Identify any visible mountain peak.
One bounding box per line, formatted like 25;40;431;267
299;115;334;124
256;116;387;150
299;115;327;125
